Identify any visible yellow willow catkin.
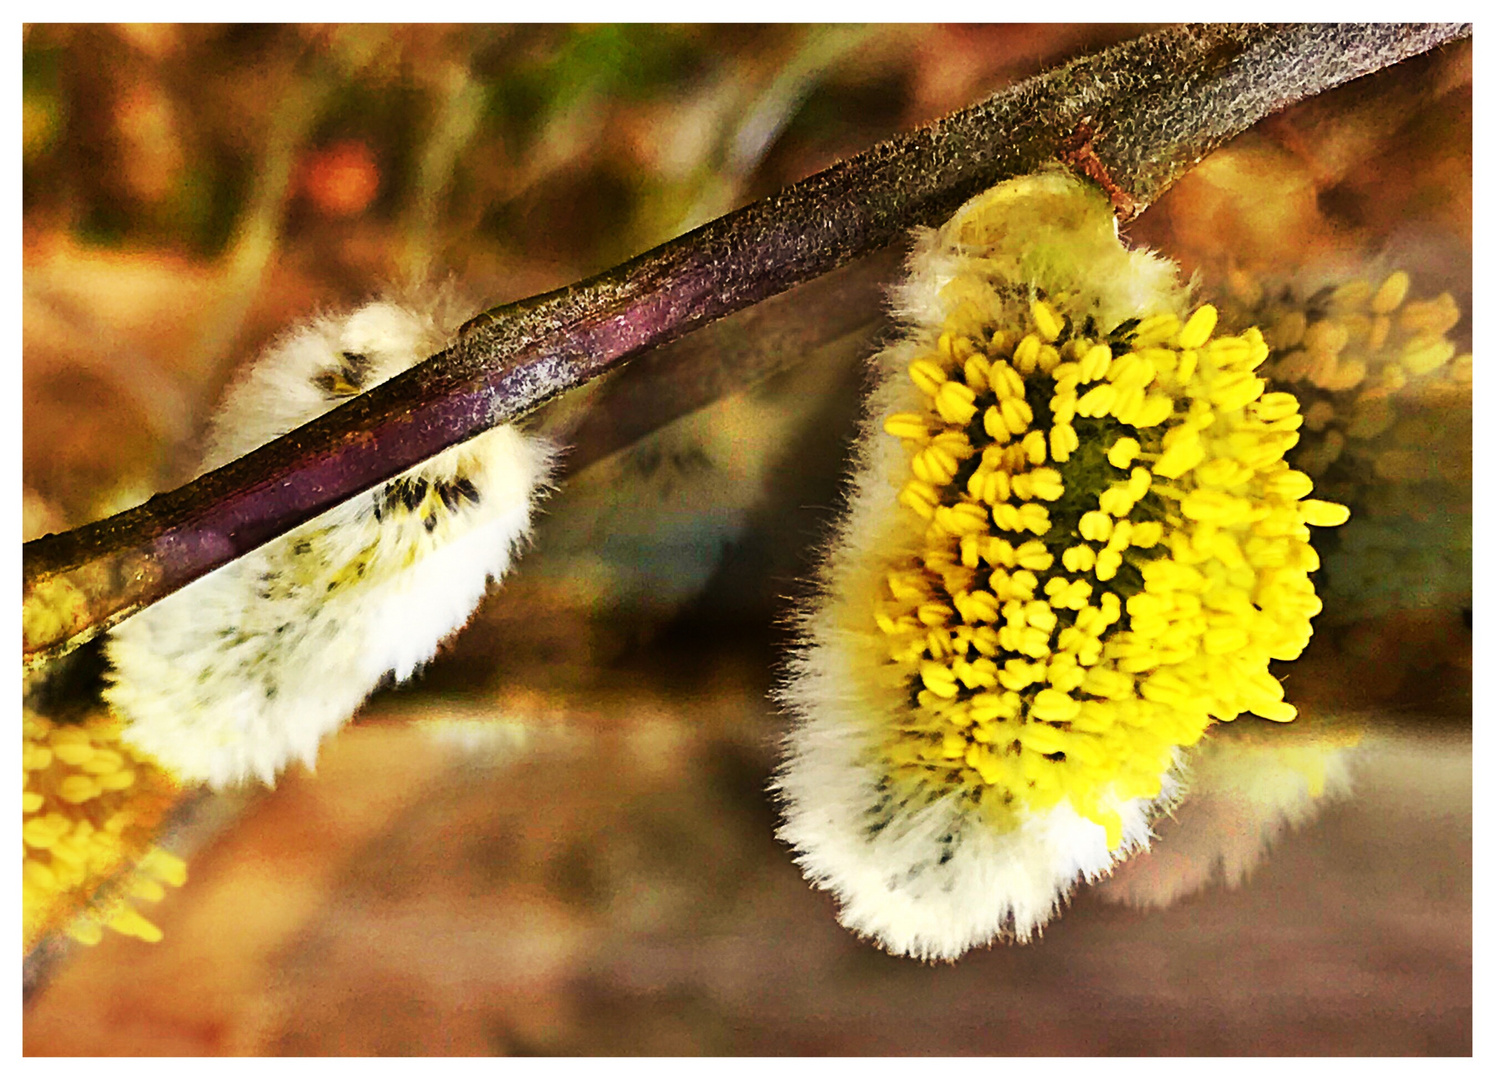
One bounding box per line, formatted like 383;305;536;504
23;707;185;950
1223;267;1470;624
774;168;1348;960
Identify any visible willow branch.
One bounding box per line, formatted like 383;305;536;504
22;22;1469;666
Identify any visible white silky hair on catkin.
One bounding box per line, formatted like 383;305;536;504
105;283;556;788
774;169;1191;960
778;640;1177;960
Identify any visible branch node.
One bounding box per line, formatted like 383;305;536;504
1059;121;1139;222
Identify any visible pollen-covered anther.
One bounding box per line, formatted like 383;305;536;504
1061;544;1097;574
1300;499;1351;528
1012;333;1042;375
1263;468;1314;500
1076;383;1118;418
1400;335;1457;376
1049;422;1079;462
963;354;993;392
897;480;939;519
1077;343;1112;382
1133;312;1182;347
935;380;979;425
931;500;988;537
920;660;960;698
1030;689;1081;722
1013;539;1054;570
884;412;930;442
1176;304;1219;350
1045;577;1093;610
908;358;947;396
1153;427;1206;479
1030;299;1064;342
1209;370;1268;412
1011;432;1040;465
987;360;1025;401
1105;437;1139;469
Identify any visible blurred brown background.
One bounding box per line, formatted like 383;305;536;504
22;25;1470;1055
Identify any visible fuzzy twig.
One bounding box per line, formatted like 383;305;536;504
21;22;1469;667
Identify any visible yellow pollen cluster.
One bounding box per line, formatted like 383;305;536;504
23;708;185;949
1228;269;1472;482
873;297;1348;846
1222;268;1470;625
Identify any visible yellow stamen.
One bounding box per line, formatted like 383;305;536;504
1030;299;1064;342
1300;499;1351;527
884;413;929;441
1176;304;1219;350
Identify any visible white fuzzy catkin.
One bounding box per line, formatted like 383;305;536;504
774;170;1192;960
105;286;556;788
